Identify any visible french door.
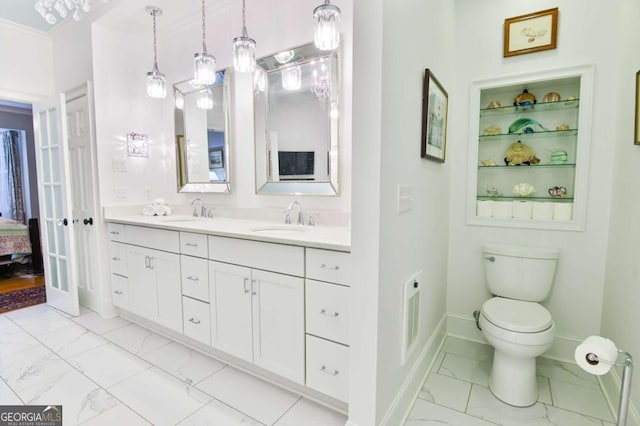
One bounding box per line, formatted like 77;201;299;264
33;95;80;316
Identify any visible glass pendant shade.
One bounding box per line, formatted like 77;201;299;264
146;6;166;99
233;36;256;72
194;52;216;85
197;89;214;110
174;90;184;110
254;66;266;93
313;2;341;51
282;66;302;91
146;68;167;99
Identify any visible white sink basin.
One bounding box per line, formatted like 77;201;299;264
250;225;311;233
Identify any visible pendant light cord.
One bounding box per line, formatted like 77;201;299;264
201;0;207;53
152;10;159;70
241;0;248;37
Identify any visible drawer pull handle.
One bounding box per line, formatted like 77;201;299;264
320;309;339;318
320;264;340;271
112;256;121;261
113;290;123;295
243;278;250;294
185;242;198;247
188;318;201;325
187;276;199;282
110;231;120;235
320;365;339;376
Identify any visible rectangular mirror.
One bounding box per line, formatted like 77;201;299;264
174;70;231;193
254;43;340;195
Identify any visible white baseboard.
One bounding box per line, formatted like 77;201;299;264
377;314;447;426
599;364;640;426
447;313;579;363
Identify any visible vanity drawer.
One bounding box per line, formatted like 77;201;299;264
107;223;126;242
306;248;351;286
182;296;211;345
109;242;128;277
181;255;209;302
126;225;179;253
111;274;129;309
180;232;208;258
306;280;349;345
208;236;304;277
306;335;349;402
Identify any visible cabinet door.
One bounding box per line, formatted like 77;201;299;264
152;248;182;333
209;261;253;363
127;245;157;320
252;269;305;384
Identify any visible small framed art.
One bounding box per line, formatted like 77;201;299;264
421;69;448;162
504;8;558;57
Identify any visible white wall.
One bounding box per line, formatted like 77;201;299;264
0;20;54;101
447;0;619;360
601;0;640;419
91;0;352;216
349;0;453;424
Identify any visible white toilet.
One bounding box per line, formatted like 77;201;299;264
478;244;559;407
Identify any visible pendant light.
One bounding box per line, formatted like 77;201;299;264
233;0;256;72
313;0;341;51
193;0;216;85
146;6;166;99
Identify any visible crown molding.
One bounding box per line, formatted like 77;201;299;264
0;17;51;40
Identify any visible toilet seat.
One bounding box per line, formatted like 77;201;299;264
482;297;552;333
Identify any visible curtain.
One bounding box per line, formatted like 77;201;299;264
1;130;25;224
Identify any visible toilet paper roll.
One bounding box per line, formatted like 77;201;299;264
532;202;554;220
492;201;513;219
512;201;532;219
553;203;573;221
574;335;618;376
477;200;494;218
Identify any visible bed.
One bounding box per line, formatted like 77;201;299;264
0;217;32;266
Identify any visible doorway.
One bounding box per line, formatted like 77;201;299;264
0;101;46;313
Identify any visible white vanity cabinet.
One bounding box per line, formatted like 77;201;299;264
123;226;182;333
106;221;351;402
304;248;351;402
208;236;305;384
107;224;128;309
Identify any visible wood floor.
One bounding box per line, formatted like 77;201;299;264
0;275;45;294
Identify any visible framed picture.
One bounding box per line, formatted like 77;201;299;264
421;69;448;162
504;8;558;57
209;149;224;169
635;71;640;145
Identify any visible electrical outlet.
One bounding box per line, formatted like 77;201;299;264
112;158;127;172
144;187;152;200
114;187;128;201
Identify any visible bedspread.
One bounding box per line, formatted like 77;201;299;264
0;218;32;256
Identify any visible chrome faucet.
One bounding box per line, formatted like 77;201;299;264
190;198;205;217
285;201;304;225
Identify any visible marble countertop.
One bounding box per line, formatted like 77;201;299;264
104;214;351;252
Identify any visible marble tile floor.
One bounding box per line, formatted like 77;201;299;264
0;304;347;426
406;336;616;426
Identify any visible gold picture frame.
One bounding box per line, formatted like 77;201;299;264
504;8;558;57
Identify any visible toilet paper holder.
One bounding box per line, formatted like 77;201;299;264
582;349;633;426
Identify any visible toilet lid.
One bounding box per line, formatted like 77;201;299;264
482;297;552;333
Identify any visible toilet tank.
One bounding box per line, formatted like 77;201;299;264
483;244;559;302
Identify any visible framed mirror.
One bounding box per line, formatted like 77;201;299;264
254;43;339;195
174;70;231;193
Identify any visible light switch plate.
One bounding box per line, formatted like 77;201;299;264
397;185;414;213
114;187;128;201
